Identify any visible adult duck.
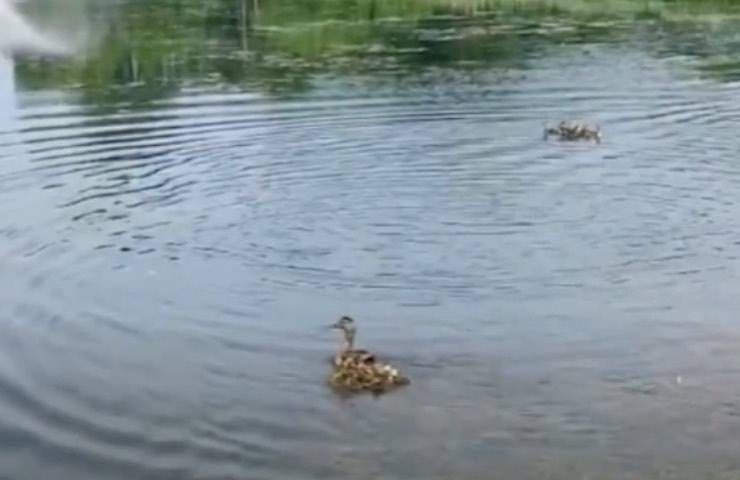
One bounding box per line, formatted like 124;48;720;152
328;316;409;394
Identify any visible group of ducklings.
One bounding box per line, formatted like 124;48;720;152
327;316;409;395
543;120;601;143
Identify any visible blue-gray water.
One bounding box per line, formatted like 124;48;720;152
3;1;740;478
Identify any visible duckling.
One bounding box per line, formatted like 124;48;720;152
544;120;601;143
328;316;409;394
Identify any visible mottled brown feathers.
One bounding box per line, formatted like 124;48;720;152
328;316;409;394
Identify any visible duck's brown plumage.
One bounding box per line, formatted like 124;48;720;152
328;316;409;394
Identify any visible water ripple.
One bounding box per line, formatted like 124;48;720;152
4;10;740;480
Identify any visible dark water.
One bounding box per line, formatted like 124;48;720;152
4;1;740;478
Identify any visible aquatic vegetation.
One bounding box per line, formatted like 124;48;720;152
13;0;740;105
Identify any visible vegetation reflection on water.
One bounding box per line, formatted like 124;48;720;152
16;0;740;103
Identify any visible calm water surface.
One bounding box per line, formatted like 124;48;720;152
4;1;740;478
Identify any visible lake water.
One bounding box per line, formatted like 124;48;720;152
4;1;740;478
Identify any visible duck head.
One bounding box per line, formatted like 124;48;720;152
330;315;356;350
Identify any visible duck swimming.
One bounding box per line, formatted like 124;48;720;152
328;316;409;394
544;120;601;143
